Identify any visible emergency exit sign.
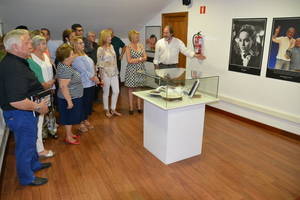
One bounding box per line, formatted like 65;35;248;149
200;6;206;14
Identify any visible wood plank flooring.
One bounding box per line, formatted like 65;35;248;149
1;87;300;200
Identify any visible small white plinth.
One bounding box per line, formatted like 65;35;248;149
144;101;205;164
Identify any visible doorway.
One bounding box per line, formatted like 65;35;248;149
162;12;188;68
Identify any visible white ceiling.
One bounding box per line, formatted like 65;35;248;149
0;0;173;39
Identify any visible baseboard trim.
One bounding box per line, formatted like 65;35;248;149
206;105;300;143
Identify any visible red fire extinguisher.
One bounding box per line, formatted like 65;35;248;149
192;32;204;54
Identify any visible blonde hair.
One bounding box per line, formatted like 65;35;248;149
128;30;139;42
98;29;112;46
30;30;42;38
3;29;29;51
72;36;85;56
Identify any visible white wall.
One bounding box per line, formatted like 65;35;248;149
0;0;173;39
144;0;300;135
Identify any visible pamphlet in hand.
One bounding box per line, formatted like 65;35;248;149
30;89;52;116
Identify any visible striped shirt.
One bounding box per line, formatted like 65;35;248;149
56;63;83;99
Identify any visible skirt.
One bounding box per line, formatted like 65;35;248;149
58;97;83;125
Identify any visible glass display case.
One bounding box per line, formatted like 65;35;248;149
135;68;219;109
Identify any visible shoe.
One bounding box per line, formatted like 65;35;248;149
105;111;112;118
138;109;143;114
35;162;52;172
78;125;88;133
72;135;80;139
84;121;94;129
64;139;80;145
28;177;48;186
111;110;122;116
86;124;94;129
50;134;59;139
129;110;134;115
39;150;55;159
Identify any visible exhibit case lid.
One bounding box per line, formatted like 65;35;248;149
134;68;219;110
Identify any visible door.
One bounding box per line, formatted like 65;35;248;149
162;12;188;68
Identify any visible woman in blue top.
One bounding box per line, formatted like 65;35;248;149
72;37;100;131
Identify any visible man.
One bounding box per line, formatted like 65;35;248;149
0;29;51;186
71;24;97;62
41;28;61;64
286;38;300;72
71;23;84;38
85;31;101;102
272;26;296;70
108;28;126;82
85;31;98;64
153;25;206;69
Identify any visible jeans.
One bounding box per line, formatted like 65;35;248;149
3;110;42;185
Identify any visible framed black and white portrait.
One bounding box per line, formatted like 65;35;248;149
266;17;300;83
0;22;3;36
228;18;267;75
145;26;161;62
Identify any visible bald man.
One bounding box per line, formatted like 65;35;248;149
272;26;296;70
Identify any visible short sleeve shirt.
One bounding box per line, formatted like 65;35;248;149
0;53;44;110
56;62;83;99
111;36;125;59
27;58;45;83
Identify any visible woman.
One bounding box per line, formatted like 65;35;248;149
56;43;83;145
125;30;147;114
96;29;121;118
62;29;75;45
0;35;6;61
72;36;100;131
28;35;55;158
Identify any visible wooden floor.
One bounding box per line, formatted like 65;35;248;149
1;87;300;200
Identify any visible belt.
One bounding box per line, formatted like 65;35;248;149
159;63;178;66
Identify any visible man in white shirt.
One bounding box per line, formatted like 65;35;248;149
153;25;206;69
272;26;296;70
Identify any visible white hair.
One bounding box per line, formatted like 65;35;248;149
32;35;46;48
3;29;29;51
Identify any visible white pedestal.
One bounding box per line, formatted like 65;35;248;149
144;101;205;164
133;90;218;165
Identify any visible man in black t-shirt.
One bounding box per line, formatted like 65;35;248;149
0;29;50;186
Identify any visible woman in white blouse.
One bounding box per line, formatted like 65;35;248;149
96;29;121;118
31;35;55;158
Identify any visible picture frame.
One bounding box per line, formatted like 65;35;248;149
228;18;267;76
0;22;3;36
145;26;161;62
266;17;300;83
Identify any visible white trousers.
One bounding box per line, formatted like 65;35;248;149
36;114;45;153
102;74;119;110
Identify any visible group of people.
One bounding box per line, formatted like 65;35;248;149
0;24;205;186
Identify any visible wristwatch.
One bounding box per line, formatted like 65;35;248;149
34;105;41;112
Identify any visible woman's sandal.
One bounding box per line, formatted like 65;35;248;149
84;121;94;129
111;110;122;116
78;125;88;133
105;111;112;118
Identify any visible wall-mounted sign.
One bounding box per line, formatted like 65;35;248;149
200;6;206;14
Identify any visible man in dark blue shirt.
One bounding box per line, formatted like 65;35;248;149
109;28;126;83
